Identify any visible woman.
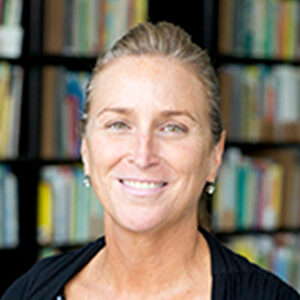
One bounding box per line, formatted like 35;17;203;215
3;22;299;300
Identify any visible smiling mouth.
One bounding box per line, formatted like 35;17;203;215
119;179;168;190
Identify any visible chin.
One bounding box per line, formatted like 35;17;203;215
113;206;170;234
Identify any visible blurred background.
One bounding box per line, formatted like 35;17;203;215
0;0;299;296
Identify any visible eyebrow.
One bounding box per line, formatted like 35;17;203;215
160;110;197;122
96;107;197;122
96;107;130;117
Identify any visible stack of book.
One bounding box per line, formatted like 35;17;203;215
219;64;300;142
44;0;148;56
0;0;23;58
218;0;300;59
0;164;19;248
226;234;300;293
0;63;23;159
37;165;104;246
40;67;90;159
212;148;300;231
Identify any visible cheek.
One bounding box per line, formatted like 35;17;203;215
87;133;129;172
162;139;208;174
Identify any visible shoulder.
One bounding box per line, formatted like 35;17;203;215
214;252;299;299
200;229;300;299
2;253;70;300
2;237;105;300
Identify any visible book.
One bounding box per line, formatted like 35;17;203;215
37;181;53;245
226;234;300;292
2;171;18;247
213;147;294;231
218;0;300;59
0;63;11;158
252;0;266;57
0;63;23;159
41;67;90;159
0;166;3;246
260;161;283;229
0;0;23;58
295;2;300;58
38;165;104;245
8;66;23;158
134;0;148;25
0;164;19;248
219;64;300;143
44;0;148;56
43;0;65;54
41;66;56;159
246;148;300;228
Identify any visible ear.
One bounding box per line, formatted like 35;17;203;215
81;138;91;175
207;130;226;182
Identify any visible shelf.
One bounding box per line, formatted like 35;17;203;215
36;227;300;250
37;158;82;165
0;241;37;252
27;55;98;70
226;141;300;150
0;157;37;164
37;242;87;251
0;244;38;296
215;227;300;237
216;55;300;66
0;158;82;165
0;57;23;64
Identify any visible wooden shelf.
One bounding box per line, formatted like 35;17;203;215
0;158;81;165
226;141;300;150
216;55;300;66
41;55;97;70
37;158;82;165
215;227;300;237
0;57;24;64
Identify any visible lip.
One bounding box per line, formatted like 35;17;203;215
117;178;168;197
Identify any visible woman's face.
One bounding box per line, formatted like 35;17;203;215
82;55;224;233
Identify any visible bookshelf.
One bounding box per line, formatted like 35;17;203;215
0;0;300;296
211;0;300;291
0;0;149;296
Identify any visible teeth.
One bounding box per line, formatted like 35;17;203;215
122;180;164;189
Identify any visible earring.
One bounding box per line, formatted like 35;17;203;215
205;181;215;195
83;175;91;188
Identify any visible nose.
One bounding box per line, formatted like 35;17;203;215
128;132;160;169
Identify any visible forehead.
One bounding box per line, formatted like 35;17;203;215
90;55;208;113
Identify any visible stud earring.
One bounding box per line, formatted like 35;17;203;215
205;181;215;195
83;175;91;188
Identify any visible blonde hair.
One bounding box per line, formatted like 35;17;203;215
81;21;223;230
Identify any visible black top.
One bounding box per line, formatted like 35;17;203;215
3;228;300;299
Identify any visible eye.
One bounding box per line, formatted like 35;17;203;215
106;121;130;131
161;124;187;134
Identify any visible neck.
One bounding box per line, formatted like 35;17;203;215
95;215;211;297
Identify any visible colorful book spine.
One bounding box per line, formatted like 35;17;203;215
212;147;298;231
0;0;23;58
219;64;300;142
226;234;300;293
0;62;23;159
44;0;148;56
41;68;90;159
218;0;300;59
37;165;105;246
0;164;19;248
